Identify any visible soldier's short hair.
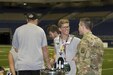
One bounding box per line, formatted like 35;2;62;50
58;19;69;28
80;17;93;30
47;25;60;34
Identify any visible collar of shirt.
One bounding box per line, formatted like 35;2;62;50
27;23;37;26
83;31;92;37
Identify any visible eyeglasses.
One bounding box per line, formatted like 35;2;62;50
61;26;70;29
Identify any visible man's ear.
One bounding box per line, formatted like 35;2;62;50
82;23;86;30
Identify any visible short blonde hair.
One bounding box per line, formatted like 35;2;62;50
58;19;69;28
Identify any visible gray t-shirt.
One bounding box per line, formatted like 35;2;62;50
12;23;47;70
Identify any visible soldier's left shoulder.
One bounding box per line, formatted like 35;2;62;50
69;35;81;43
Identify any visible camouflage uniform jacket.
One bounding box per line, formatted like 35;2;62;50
76;32;104;75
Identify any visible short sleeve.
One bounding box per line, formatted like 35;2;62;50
12;29;19;49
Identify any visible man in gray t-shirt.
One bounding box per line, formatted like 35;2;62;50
11;13;51;75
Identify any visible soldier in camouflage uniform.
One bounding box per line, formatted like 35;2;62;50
75;18;104;75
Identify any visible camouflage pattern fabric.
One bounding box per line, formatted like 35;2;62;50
76;32;104;75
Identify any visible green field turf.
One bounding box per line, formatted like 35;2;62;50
0;45;113;75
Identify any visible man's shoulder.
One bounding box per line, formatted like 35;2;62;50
90;34;103;42
70;34;81;41
82;34;103;46
37;26;44;31
73;36;81;41
16;24;26;30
